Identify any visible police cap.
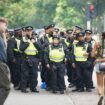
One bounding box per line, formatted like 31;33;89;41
75;26;83;30
14;27;22;32
53;35;60;40
85;29;93;34
54;28;59;32
44;24;55;30
66;29;73;34
22;27;26;31
26;26;33;30
77;32;85;37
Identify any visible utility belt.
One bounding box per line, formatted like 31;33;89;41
75;60;92;68
23;54;38;67
23;53;38;58
50;61;64;66
14;51;22;57
50;61;65;70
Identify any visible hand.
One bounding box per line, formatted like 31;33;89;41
95;59;103;63
39;62;42;65
23;37;28;42
31;39;35;43
46;64;50;69
12;58;16;63
72;63;76;69
27;39;30;43
65;58;67;63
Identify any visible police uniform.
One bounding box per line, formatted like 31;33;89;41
44;36;69;94
62;29;75;87
7;28;22;89
40;24;54;89
71;32;92;92
20;26;42;93
85;29;96;89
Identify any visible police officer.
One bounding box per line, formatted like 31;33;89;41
44;35;69;94
40;24;55;90
64;29;75;88
7;28;22;90
20;26;42;93
71;32;92;92
85;29;96;89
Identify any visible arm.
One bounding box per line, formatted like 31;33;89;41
44;46;49;64
19;41;29;52
34;41;43;61
7;39;16;62
63;44;69;60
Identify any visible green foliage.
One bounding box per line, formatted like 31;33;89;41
0;0;105;31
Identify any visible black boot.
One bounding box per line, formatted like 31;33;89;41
52;89;57;94
31;88;39;93
68;84;75;88
78;88;84;92
21;89;29;93
86;88;92;92
60;91;64;94
72;88;80;92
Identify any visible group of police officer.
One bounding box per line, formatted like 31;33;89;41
6;24;96;94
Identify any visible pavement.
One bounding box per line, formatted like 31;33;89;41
4;72;99;105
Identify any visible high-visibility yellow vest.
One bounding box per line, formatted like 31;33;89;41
14;38;21;52
24;41;38;55
65;39;70;47
48;37;53;43
49;45;65;62
46;34;53;43
74;44;88;61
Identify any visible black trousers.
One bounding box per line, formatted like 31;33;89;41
66;61;72;83
0;62;10;105
41;60;47;82
21;56;38;90
87;64;94;88
75;62;91;89
66;61;78;85
51;62;66;91
8;56;22;87
45;67;53;88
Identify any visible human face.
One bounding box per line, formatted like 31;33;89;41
26;30;32;36
85;33;92;40
78;36;84;41
53;38;60;45
0;22;7;33
22;31;26;36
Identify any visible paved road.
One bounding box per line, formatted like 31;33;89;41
4;72;99;105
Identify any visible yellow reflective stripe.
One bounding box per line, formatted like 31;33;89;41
64;39;70;46
14;49;19;52
48;37;53;43
15;38;21;50
14;38;21;52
